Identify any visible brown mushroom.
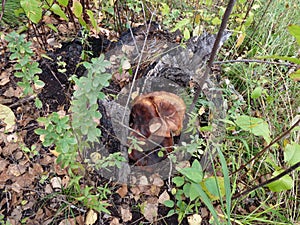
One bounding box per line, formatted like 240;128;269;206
128;91;186;166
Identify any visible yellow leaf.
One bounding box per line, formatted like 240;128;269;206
236;33;245;48
0;104;16;132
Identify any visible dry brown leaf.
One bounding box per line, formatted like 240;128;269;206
0;71;10;86
0;104;16;132
150;173;164;187
158;190;170;204
141;198;158;223
7;164;27;177
85;209;98;225
116;184;128;198
109;217;120;225
51;177;62;189
120;206;132;222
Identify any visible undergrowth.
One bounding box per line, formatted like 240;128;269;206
1;0;300;224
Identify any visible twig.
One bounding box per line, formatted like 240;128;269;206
189;0;236;113
231;117;300;176
213;59;295;67
0;0;5;22
9;95;36;108
232;161;300;200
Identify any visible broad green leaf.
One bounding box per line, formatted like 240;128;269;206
50;4;68;21
20;0;42;24
201;176;225;201
267;170;293;192
284;143;300;168
178;160;203;183
235;115;271;143
163;200;174;208
251;86;263;99
57;0;69;7
0;104;16;132
290;69;300;81
73;0;83;18
172;176;185;187
183;27;190;41
288;24;300;45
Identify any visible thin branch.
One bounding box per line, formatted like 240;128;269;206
232;161;300;200
231;117;300;176
213;59;295;67
189;0;236;113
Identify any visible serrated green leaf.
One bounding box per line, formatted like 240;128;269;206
20;0;42;24
50;4;68;21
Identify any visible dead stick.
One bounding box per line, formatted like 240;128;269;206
189;0;236;113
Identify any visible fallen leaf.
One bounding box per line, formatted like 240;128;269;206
51;177;62;189
158;190;170;204
0;71;10;86
141;198;158;223
7;164;27;177
0;104;16;132
187;214;202;225
85;209;98;225
120;206;132;222
109;217;120;225
116;184;128;198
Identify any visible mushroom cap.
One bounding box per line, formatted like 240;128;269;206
131;91;186;137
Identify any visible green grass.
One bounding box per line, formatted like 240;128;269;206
221;0;300;223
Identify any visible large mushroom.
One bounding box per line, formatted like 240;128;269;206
128;91;186;166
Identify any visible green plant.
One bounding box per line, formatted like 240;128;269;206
5;31;44;108
71;55;111;143
165;157;230;224
35;112;78;168
21;144;39;159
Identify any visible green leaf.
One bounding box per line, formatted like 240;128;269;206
172;176;185;187
20;0;42;24
171;18;190;32
284;143;300;168
160;3;170;16
201;176;225;201
267;170;293;192
163;200;174;208
87;10;98;32
35;98;43;109
46;23;58;32
288;24;300;45
183;27;190;41
251;86;263;99
57;0;69;7
235;115;271;143
50;4;68;21
178;159;203;183
73;0;83;18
